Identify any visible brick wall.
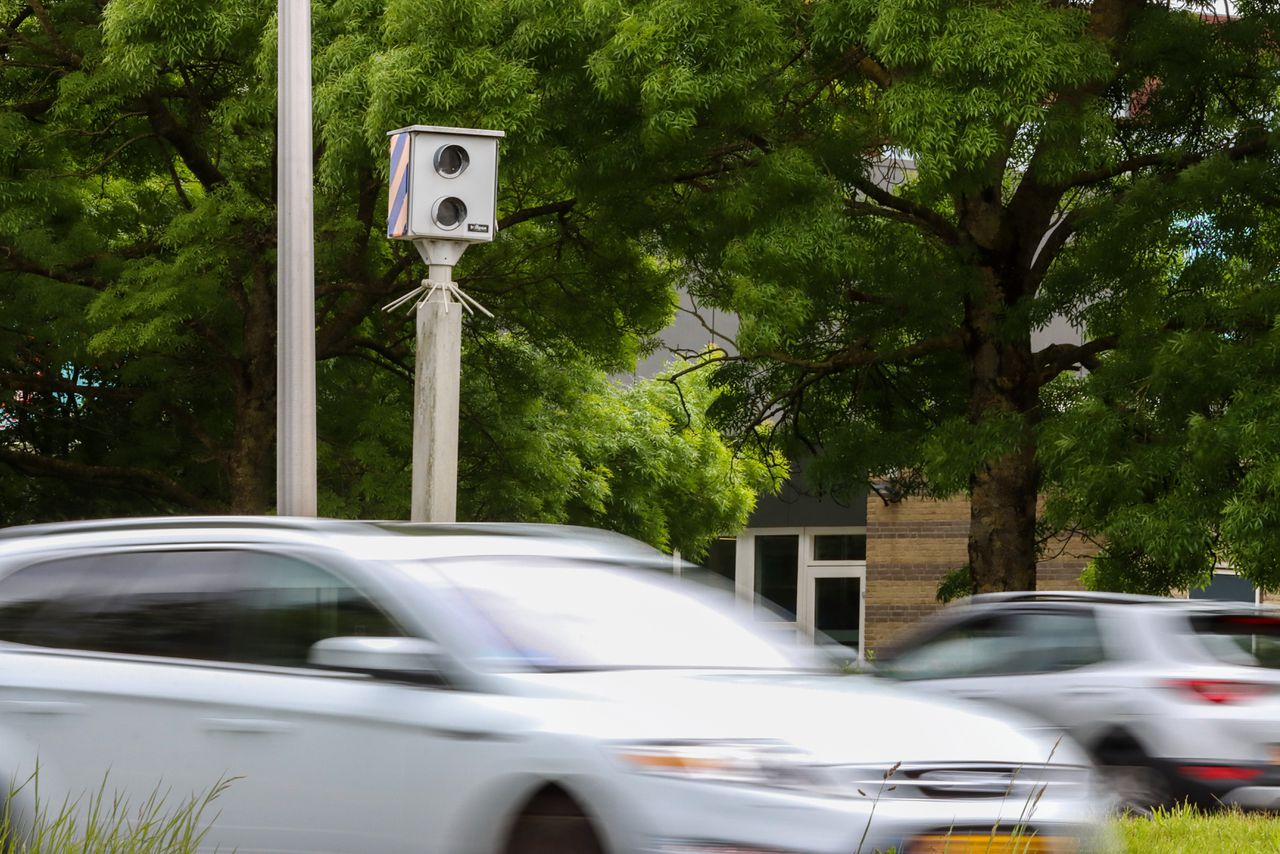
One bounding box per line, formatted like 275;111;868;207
863;494;1095;656
864;495;969;655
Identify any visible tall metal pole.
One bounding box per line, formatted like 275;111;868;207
410;265;462;522
276;0;317;516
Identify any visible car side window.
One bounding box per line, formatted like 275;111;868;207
882;608;1105;681
230;552;402;667
0;551;241;660
881;615;1024;680
0;550;402;669
1014;610;1106;673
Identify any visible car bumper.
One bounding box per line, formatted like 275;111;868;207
1154;759;1280;809
608;775;1112;854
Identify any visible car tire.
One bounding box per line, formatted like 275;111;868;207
503;788;605;854
1091;730;1172;816
1100;764;1170;817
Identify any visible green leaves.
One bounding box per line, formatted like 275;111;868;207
1042;195;1280;593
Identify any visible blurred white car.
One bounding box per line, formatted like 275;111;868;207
874;591;1280;813
0;518;1108;853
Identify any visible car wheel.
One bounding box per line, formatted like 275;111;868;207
1100;764;1170;817
1092;731;1171;816
503;787;605;854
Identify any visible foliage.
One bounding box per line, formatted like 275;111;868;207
1042;194;1280;594
4;0;1280;587
320;340;777;558
935;565;975;604
0;0;770;554
557;0;1280;591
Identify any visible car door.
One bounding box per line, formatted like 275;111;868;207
877;607;1113;741
0;546;524;853
194;547;529;854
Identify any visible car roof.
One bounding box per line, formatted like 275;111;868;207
0;516;675;567
956;590;1275;614
962;591;1172;606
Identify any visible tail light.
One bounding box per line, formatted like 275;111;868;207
1166;679;1268;704
1177;765;1264;782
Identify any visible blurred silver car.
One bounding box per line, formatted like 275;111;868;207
874;591;1280;812
0;519;1106;853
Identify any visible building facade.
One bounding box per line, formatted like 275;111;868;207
703;487;1097;661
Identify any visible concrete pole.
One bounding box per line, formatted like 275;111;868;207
410;265;462;522
276;0;317;516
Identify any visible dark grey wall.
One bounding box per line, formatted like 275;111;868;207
748;460;867;528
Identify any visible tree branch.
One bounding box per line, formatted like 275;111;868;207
1058;130;1274;191
1035;335;1119;384
498;199;576;230
0;247;106;290
762;330;964;372
143;94;226;190
25;0;80;68
673;158;762;185
67;132;156;178
845;178;964;247
0;447;220;512
1028;208;1081;284
0;371;138;400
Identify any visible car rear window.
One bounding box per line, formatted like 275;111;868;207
1189;614;1280;669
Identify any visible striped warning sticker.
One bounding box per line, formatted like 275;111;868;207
387;133;411;238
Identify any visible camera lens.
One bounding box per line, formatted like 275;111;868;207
434;144;469;178
433;197;467;229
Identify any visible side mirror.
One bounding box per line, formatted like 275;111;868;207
309;636;445;683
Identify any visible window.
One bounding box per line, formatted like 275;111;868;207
813;534;866;562
813;577;860;650
0;550;401;668
1190;571;1258;604
1017;611;1106;672
0;552;240;661
882;615;1021;681
1189;614;1280;669
704;538;737;583
883;610;1104;681
232;552;401;667
754;535;799;620
731;527;867;654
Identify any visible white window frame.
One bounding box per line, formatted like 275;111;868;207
734;526;868;658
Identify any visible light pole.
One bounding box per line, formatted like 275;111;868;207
276;0;317;516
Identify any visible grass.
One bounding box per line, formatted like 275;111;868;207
1118;805;1280;852
0;769;232;853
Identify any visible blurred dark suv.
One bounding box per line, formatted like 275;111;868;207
874;591;1280;812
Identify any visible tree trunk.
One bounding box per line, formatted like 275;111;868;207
227;264;278;514
964;281;1040;593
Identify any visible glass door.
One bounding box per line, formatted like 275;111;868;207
805;572;863;655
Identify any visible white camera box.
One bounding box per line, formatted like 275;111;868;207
387;125;504;242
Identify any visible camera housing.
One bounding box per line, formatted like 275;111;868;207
387;126;504;243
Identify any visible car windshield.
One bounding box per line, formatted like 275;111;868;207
1189;613;1280;669
400;557;811;672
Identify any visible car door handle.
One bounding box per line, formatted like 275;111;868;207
959;690;997;700
1065;686;1112;697
202;717;297;735
0;700;86;716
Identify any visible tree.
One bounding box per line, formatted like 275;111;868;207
0;0;772;557
1040;195;1280;594
5;0;1279;588
546;0;1280;592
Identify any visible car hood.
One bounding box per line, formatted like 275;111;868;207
500;669;1080;768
